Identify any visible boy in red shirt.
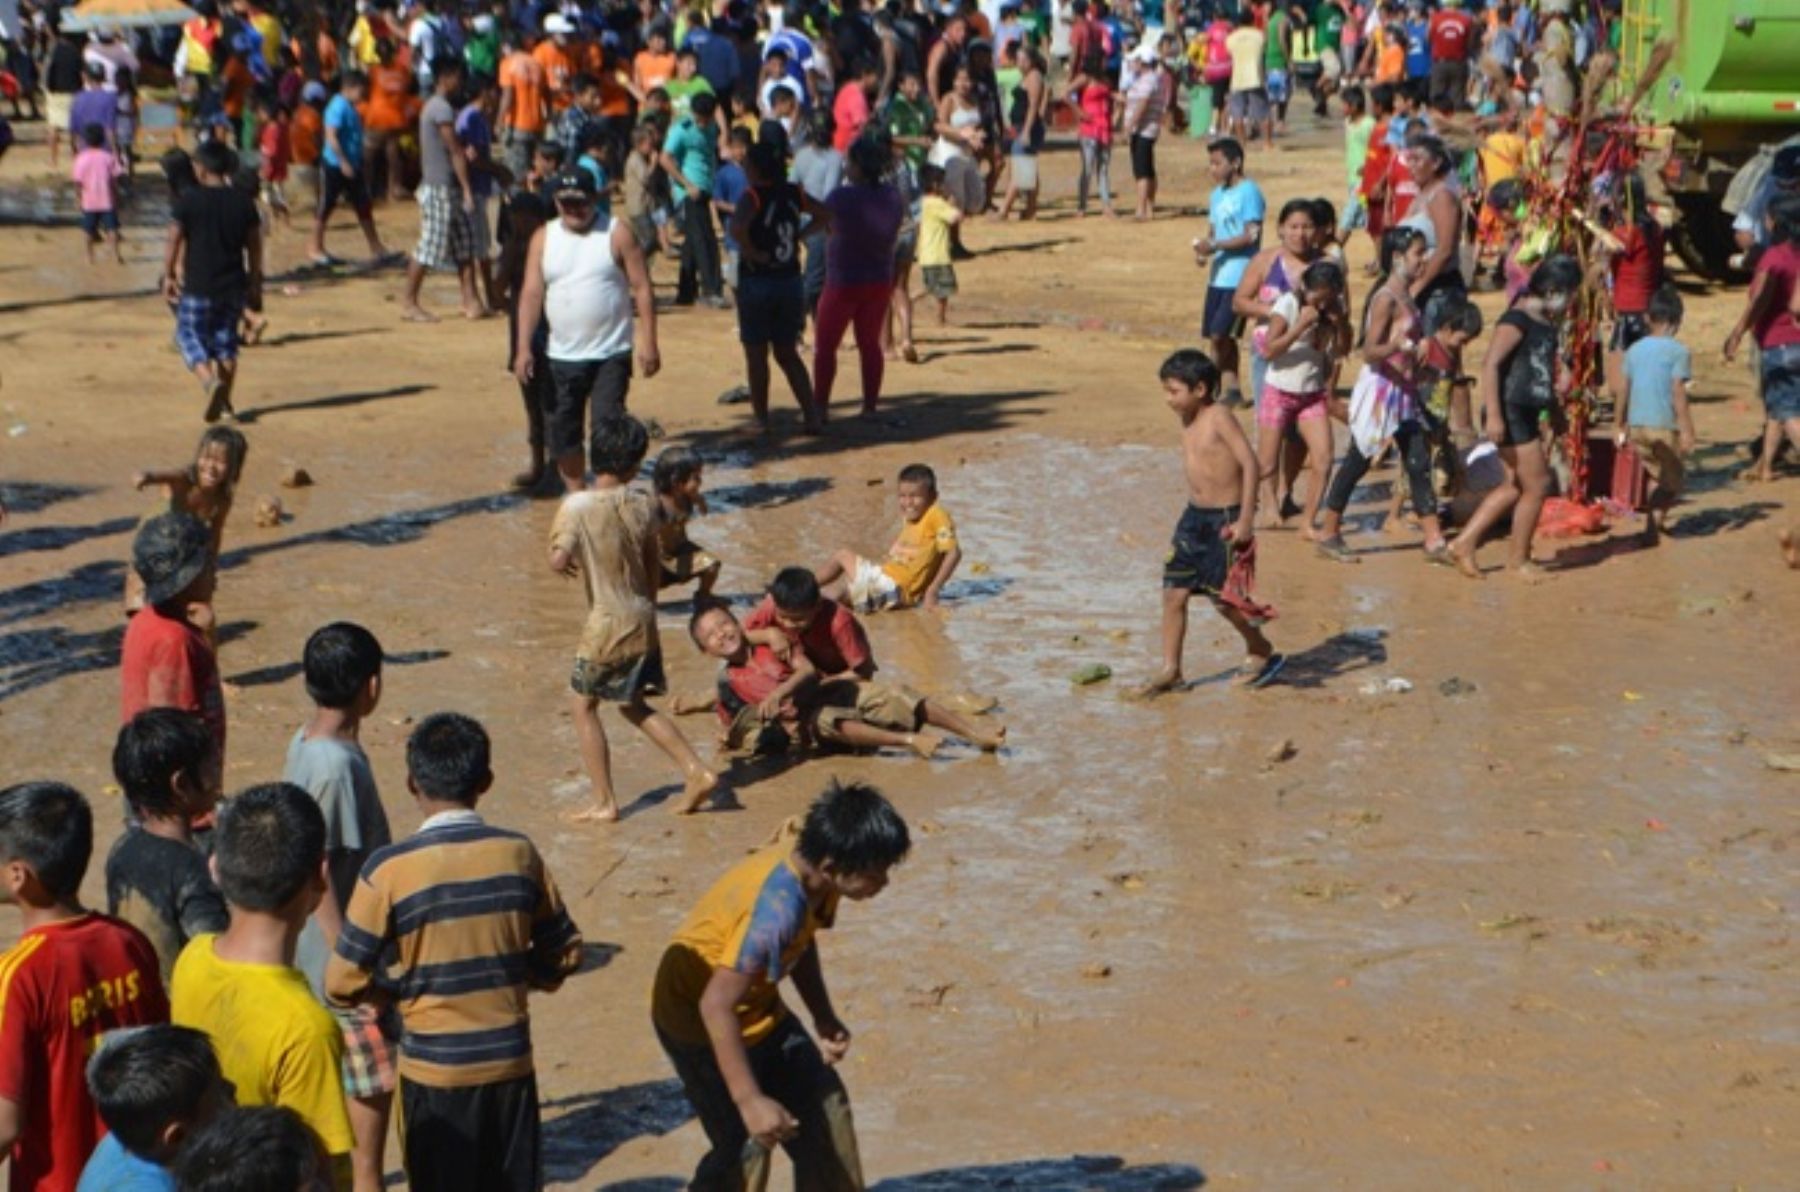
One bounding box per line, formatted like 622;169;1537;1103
0;782;170;1192
256;93;292;228
119;514;225;792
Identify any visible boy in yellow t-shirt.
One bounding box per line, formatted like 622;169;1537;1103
815;463;962;612
651;781;909;1191
916;164;962;323
169;783;353;1189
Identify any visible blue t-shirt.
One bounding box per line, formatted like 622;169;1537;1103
1623;334;1690;430
455;103;494;198
78;1134;173;1192
713;161;748;253
663;116;717;201
1208;179;1266;291
321;93;363;171
1404;19;1431;79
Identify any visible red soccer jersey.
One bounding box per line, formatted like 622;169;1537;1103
119;607;226;762
715;646;799;729
0;915;169;1192
1427;9;1474;62
742;597;873;677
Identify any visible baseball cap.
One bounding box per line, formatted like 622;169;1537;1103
543;12;574;34
551;170;597;198
132;513;212;607
1133;39;1160;62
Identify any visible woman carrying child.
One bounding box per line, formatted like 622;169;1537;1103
1233;198;1324;521
1257;259;1349;538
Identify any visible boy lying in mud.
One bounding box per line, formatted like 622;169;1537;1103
690;587;1004;758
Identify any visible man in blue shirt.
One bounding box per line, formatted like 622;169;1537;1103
683;18;741;104
307;70;390;266
1195;137;1265;409
661;91;727;307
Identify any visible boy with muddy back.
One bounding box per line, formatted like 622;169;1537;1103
1139;349;1283;696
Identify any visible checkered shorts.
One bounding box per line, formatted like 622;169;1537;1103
174;293;242;368
414;183;474;271
335;1004;400;1099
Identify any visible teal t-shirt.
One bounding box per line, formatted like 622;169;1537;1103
663;116;717;200
1623;335;1690;429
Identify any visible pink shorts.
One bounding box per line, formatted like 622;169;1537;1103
1258;384;1329;429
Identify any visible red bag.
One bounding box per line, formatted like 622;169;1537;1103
1610;438;1648;511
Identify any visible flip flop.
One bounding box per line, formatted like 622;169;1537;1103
1241;653;1287;690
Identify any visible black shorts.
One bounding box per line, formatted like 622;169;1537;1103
1129;134;1157;181
400;1074;540;1192
80;210;119;237
547;353;632;458
1501;400;1546;447
319;165;372;220
1163;503;1240;594
1202;287;1241;339
1609;312;1650;352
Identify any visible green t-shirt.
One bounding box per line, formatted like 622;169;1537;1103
1344;113;1374;189
464;31;499;78
1314;2;1345;53
666;76;715;123
886;93;933;168
1265;11;1289;69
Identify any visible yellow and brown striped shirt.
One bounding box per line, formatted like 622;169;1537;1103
324;809;582;1088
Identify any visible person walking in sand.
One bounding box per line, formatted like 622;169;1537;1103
402;57;488;323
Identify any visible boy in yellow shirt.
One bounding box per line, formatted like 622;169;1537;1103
170;782;353;1189
916;164;961;324
815;463;961;612
651;781;910;1190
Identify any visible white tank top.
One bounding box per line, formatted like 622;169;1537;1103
542;214;633;363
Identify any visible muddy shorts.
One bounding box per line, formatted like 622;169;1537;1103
571;648;666;702
1164;503;1239;594
1629;427;1685;496
845;556;903;613
921;265;958;302
659;543;721;588
811;678;923;744
335;1003;400;1099
1501;399;1548;448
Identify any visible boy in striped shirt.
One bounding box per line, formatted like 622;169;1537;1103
326;713;582;1192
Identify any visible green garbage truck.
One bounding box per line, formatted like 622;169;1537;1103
1619;0;1800;276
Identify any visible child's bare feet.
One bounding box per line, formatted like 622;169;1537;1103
1447;542;1483;580
401;305;439;323
902;343;919;364
672;769;720;815
967;724;1007;751
947;691;998;715
1511;562;1551;584
1781;528;1800;569
565;801;620;825
1739;465;1771;484
906;730;945;759
1129;668;1183;700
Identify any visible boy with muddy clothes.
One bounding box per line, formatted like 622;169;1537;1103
1138;349;1284;697
651;780;911;1191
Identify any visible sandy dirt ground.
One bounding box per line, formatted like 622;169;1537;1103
2;108;1798;1191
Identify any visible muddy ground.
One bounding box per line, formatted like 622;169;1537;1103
2;109;1797;1190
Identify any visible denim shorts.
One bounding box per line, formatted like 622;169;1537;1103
1762;341;1800;423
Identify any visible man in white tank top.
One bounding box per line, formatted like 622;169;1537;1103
513;170;661;492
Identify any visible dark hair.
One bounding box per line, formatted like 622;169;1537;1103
692;91;719;118
431;54;464;83
1766;194;1800;246
1369;82;1395;113
112;710;214;820
1486;177;1524;213
1438;295;1484;338
0;782;93;900
173;1106;325;1192
917;162;946;193
653;446;704;494
676;45;699;61
160;148;198;197
897;463;938;492
88;1026;221;1160
1377;225;1426;278
1527;253;1583;297
1309;196;1337;230
687;599;736;647
195;425;249;491
1277;197;1317;228
847;136;887;183
81;122;106;148
212;784;325;912
406;713;492;803
1409;133;1453;178
341;69;369;90
796;780;910;875
747;140;784;180
632;121;660;147
302;622;384;710
727;125;754;151
589;414;650;478
1158;348;1221;393
1299;259;1345;295
1646;284;1684;327
1341;84;1366;113
1207;137;1244;168
768;565;822;612
194;139;237;178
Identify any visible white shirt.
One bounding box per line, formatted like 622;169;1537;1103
542;214;635;362
1264;292;1332;394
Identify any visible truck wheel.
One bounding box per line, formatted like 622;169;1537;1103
1671;193;1750;282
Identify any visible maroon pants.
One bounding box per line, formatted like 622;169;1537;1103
813;281;891;414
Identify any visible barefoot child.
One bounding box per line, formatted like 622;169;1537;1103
693;602;998;759
651;781;908;1191
125;425;247;617
1256;258;1349;536
120;514;227;775
1140;349;1282;695
815;463;961;612
548;414;719;821
916;164;961;325
72;122;124;264
730;140;825;433
742;567;1004;749
255;93;292;230
163;139;262;423
653;447;722;600
1617;285;1695;545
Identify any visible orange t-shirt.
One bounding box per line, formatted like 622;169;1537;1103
534;40;578;110
220;58;253;119
290;103;322;164
364;62;411;132
501;50;548;133
634;49;676;94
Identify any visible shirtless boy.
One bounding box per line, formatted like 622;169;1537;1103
1140;349;1283;696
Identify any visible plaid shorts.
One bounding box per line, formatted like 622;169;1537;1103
174;293;242;368
414;183;474;271
335;1004;400;1099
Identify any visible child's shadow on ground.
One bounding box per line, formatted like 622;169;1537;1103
541;1079;693;1185
1274;632;1388;690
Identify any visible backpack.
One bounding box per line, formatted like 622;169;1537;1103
1203;24;1231;84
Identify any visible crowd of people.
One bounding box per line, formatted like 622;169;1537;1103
3;0;1800;1188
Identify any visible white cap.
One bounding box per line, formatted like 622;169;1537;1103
472;13;495;33
544;13;574;34
1133;40;1159;62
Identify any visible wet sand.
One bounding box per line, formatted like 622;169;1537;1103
2;113;1798;1189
